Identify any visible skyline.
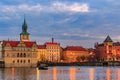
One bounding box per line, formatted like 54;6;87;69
0;0;120;48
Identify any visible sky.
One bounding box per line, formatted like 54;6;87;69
0;0;120;48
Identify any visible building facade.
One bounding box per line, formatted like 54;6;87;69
45;38;61;62
3;18;38;67
63;46;89;62
37;45;47;62
95;35;120;61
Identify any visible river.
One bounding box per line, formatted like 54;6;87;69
0;66;120;80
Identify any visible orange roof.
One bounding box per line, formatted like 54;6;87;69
64;46;87;51
3;40;36;47
38;45;46;49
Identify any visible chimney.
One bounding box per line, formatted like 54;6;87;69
52;37;54;43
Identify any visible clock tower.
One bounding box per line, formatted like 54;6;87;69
20;18;30;42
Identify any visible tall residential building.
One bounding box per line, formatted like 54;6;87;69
63;46;89;62
3;18;38;67
95;35;120;61
45;38;61;62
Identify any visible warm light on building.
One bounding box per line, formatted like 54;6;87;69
95;35;120;61
63;46;89;62
45;38;61;62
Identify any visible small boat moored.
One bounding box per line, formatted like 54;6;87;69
37;62;48;70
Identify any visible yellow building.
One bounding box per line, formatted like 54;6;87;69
3;18;38;67
63;46;89;62
37;45;47;62
45;38;61;62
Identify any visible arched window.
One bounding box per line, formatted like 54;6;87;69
17;60;19;63
24;53;26;57
28;59;30;63
17;53;19;57
21;60;22;63
13;60;15;63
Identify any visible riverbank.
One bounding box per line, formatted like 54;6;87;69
1;61;120;68
47;61;120;66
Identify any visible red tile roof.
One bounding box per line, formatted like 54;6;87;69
45;42;59;45
23;41;36;47
38;45;46;49
64;46;87;51
3;40;19;47
3;40;36;47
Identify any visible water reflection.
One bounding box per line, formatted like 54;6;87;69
53;67;57;80
0;66;120;80
106;68;110;80
69;67;76;80
89;68;94;80
118;69;120;80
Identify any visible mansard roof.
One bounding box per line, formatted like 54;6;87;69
3;40;36;47
64;46;87;51
104;35;113;42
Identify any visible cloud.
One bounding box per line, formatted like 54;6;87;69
0;2;89;14
1;4;43;13
51;2;89;13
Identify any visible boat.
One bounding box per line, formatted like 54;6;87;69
38;66;48;70
37;62;48;70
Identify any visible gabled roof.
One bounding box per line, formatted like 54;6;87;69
3;40;36;47
64;46;87;51
104;35;113;42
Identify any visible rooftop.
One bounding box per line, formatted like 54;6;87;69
64;46;87;51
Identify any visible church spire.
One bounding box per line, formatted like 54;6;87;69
20;17;30;42
20;17;29;35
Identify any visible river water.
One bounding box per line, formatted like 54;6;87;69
0;66;120;80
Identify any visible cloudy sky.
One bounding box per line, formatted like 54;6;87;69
0;0;120;48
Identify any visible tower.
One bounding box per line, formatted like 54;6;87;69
20;18;30;42
104;35;113;60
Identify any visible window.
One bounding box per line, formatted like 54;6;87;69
28;59;30;63
13;60;15;63
24;53;26;57
17;53;19;57
17;60;19;63
21;60;22;63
